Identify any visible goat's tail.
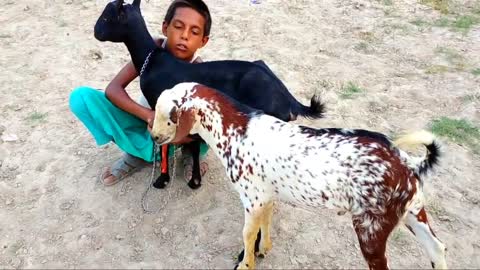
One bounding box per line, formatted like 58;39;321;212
293;95;326;120
393;130;441;176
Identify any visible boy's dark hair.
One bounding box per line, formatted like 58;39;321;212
164;0;212;37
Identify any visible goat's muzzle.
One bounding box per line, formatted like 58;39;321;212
154;135;170;145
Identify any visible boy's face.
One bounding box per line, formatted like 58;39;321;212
162;7;209;61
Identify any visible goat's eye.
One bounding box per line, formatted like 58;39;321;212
167;122;171;126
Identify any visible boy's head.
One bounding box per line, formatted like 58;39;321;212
162;0;211;61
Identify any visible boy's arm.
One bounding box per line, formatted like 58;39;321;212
105;38;201;125
105;61;154;124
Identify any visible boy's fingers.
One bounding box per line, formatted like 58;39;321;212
146;118;154;134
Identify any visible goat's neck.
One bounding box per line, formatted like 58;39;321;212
189;99;250;169
124;22;156;74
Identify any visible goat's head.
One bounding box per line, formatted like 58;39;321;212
151;83;199;145
94;0;144;42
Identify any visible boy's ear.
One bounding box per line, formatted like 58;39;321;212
162;21;168;36
200;35;209;48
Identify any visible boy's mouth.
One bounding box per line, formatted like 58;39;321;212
175;44;188;52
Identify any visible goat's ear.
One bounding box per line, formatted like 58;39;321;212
132;0;141;8
169;106;178;124
116;0;124;10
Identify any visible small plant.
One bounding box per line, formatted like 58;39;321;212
433;15;478;33
390;227;408;242
430;117;480;153
426;197;446;217
425;65;450;74
472;68;480;76
340;82;364;99
434;17;451;27
452;15;479;33
434;46;467;71
358;31;376;42
420;0;450;14
461;94;480;102
354;42;370;53
25;111;48;123
410;18;430;27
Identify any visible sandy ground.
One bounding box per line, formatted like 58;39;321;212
1;0;479;268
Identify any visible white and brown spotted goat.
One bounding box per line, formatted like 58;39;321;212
151;82;448;270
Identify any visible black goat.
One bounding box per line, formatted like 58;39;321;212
93;0;324;190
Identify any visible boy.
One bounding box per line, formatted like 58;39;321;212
69;0;212;186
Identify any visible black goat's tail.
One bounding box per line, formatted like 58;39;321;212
293;94;326;120
393;130;442;176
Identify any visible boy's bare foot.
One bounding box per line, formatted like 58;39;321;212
99;153;147;186
182;155;209;182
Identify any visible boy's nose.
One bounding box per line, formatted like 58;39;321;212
181;29;189;40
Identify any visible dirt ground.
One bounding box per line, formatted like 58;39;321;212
1;0;479;268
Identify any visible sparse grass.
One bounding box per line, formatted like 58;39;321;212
434;17;451;27
354;42;370;53
383;22;411;35
435;46;462;62
410;18;430;27
474;4;480;15
25;111;48;124
461;93;480;102
433;15;479;33
383;7;395;16
426;197;446;217
434;46;467;71
420;0;450;14
340;82;364;99
358;31;376;42
430;117;480;153
380;0;393;5
425;65;450;74
390;227;408;242
452;15;479;32
472;68;480;76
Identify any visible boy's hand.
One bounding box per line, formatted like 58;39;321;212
146;109;155;133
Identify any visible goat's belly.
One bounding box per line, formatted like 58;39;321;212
273;175;352;212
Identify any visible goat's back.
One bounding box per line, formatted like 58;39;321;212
141;50;302;122
233;116;414;214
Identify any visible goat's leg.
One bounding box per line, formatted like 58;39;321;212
352;214;397;270
404;207;447;269
235;208;264;270
257;201;273;258
237;230;261;263
238;201;271;261
186;140;202;189
153;144;170;189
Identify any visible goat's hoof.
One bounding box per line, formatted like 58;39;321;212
153;174;170;189
257;239;272;258
235;261;252;270
187;178;201;189
237;249;245;263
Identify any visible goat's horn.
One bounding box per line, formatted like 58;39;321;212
133;0;141;7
